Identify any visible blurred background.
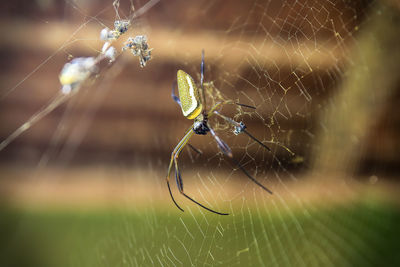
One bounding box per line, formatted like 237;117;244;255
0;0;399;266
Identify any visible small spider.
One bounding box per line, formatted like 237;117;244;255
167;50;273;215
123;35;152;67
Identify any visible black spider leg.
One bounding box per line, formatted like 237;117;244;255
210;112;273;194
168;129;229;215
230;157;273;194
200;49;206;110
214;111;271;151
187;143;203;156
171;83;181;106
242;129;271;152
174;148;229;215
167;178;184;212
209;127;233;158
234;102;270;151
175;167;184;192
235;103;256;109
166;127;193;212
175;165;229;216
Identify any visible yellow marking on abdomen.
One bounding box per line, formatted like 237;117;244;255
177;70;203;119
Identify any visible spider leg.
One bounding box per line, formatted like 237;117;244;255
166;128;229;215
174;160;228;215
235;103;256;109
187;143;203;156
171;83;181;106
166;127;228;215
181;190;229;215
172;133;229;215
208;116;273;194
166;127;193;212
167;178;183;211
242;129;271;152
213;111;271;151
200;50;205;89
175;167;184;191
231;157;273;194
200;49;206;110
209;127;233;158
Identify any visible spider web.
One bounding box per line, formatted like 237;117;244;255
1;0;399;266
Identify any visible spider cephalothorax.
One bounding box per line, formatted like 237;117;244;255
193;113;210;135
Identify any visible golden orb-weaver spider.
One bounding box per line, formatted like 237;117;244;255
167;50;272;215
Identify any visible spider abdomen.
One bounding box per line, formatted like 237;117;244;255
177;70;203;120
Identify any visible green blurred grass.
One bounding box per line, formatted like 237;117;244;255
0;199;399;267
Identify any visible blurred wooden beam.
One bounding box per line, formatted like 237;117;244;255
0;21;344;69
311;2;400;176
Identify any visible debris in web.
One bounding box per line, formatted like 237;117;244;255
103;46;117;63
100;19;131;42
0;0;159;152
59;57;97;95
59;43;117;95
123;35;153;67
233;122;247;135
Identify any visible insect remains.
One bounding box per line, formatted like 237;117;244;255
100;19;131;41
123;35;152;67
59;57;97;95
0;0;161;153
59;45;117;95
167;50;273;215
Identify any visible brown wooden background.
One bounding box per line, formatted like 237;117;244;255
0;0;399;179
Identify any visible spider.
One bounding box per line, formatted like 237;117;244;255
167;50;273;215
